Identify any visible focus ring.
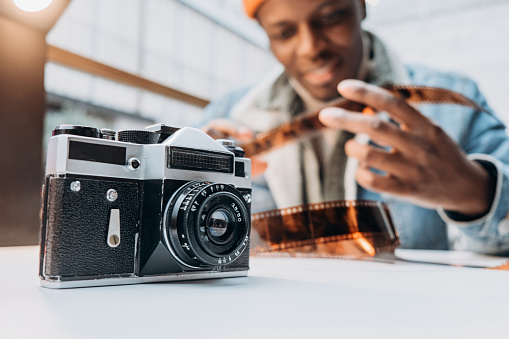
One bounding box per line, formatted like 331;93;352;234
165;181;250;267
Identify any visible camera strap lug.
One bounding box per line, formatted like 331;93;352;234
107;209;121;248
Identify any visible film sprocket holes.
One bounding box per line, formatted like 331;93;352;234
39;124;252;288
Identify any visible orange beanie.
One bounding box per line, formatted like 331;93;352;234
243;0;268;18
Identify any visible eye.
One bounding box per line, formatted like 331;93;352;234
271;27;296;41
314;9;349;27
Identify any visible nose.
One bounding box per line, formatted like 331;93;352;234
296;24;327;59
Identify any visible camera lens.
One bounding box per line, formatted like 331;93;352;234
164;181;250;268
207;209;230;239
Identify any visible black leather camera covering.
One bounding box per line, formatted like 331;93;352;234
43;176;139;278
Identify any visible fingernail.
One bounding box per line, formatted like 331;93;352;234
320;107;344;117
319;108;344;124
338;79;363;92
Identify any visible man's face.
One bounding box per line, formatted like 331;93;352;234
257;0;366;101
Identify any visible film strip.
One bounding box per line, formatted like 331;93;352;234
250;200;399;259
241;85;488;158
238;84;509;269
250;200;509;270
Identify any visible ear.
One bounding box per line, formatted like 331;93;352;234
358;0;367;20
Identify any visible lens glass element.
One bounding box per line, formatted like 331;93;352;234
204;207;237;246
207;209;229;237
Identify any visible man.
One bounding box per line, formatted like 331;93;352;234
202;0;509;255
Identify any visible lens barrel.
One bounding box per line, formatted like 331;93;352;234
164;181;250;268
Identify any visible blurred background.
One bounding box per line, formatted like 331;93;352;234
1;0;508;246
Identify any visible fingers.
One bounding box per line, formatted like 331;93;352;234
201;119;254;143
345;140;400;176
355;164;408;196
319;107;415;154
345;139;425;180
337;79;430;129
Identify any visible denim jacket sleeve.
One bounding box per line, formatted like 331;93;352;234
410;65;509;255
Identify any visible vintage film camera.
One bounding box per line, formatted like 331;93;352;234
39;124;251;288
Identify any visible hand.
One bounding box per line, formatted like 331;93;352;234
318;79;495;218
201;119;268;178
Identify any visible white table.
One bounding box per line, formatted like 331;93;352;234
1;246;508;339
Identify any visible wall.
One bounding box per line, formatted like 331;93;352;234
364;0;509;123
45;0;278;130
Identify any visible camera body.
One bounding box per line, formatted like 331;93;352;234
40;124;251;288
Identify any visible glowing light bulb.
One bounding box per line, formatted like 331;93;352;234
13;0;53;12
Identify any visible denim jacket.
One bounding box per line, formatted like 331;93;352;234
202;64;509;255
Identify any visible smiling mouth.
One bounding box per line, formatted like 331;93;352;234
302;61;339;86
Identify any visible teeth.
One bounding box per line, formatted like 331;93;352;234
316;66;332;74
302;62;337;85
308;63;334;75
